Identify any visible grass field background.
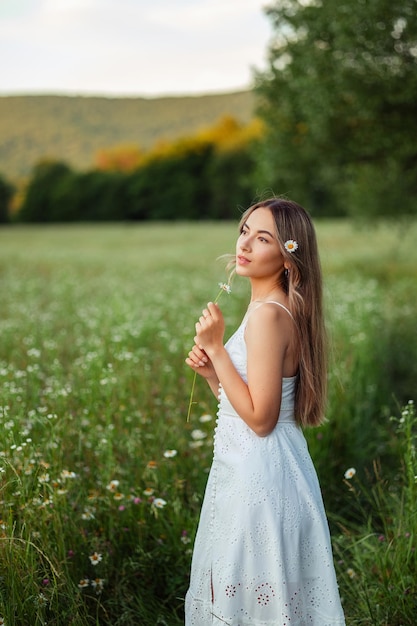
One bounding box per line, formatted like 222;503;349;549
0;220;416;625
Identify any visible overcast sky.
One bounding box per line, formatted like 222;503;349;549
0;0;273;97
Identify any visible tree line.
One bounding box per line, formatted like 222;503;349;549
4;117;265;223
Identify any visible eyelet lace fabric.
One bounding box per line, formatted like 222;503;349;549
185;305;345;625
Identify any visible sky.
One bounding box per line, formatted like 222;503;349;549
0;0;273;98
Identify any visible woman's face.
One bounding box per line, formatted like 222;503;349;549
236;207;284;280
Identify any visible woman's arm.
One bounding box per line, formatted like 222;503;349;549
195;302;292;436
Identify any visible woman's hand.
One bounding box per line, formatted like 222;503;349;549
185;344;217;380
194;302;225;357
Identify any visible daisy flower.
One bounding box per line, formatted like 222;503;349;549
89;552;102;566
78;578;90;589
218;282;232;294
163;449;177;458
153;498;167;509
344;467;356;480
191;429;207;440
91;578;105;592
61;469;77;479
81;506;96;520
284;239;298;253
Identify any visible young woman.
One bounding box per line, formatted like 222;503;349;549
184;198;345;625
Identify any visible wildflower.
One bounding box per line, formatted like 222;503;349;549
199;414;212;423
346;568;356;579
191;429;207;440
153;498;167;509
181;530;191;545
36;592;47;607
78;578;89;589
89;552;102;566
163;449;177;458
42;578;49;586
143;488;155;497
39;497;53;508
91;578;105;593
24;462;35;475
344;467;356;480
147;460;158;469
81;507;96;520
27;348;41;358
61;469;77;479
113;492;124;501
106;479;120;492
127;494;141;504
284;240;298;253
218;282;232;294
189;440;204;449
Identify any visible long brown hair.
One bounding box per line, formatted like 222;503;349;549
239;198;327;427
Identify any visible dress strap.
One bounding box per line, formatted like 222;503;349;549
250;300;295;322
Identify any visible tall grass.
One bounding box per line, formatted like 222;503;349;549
0;220;416;624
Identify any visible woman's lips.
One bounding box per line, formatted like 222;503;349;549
237;255;250;265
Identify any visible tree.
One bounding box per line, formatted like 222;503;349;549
18;161;73;222
126;141;214;221
256;0;417;217
0;173;14;223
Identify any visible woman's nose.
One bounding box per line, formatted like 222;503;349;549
240;237;251;251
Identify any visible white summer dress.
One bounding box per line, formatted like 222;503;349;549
185;302;345;626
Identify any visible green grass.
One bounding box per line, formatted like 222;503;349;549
0;219;416;625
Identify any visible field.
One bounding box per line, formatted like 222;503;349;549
0;220;416;625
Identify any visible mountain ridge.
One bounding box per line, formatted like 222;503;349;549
0;91;255;180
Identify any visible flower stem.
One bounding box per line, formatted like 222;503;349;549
186;372;197;423
186;283;231;422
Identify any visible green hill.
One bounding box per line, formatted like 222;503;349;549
0;91;255;180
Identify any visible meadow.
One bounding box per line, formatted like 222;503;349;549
0;219;416;625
